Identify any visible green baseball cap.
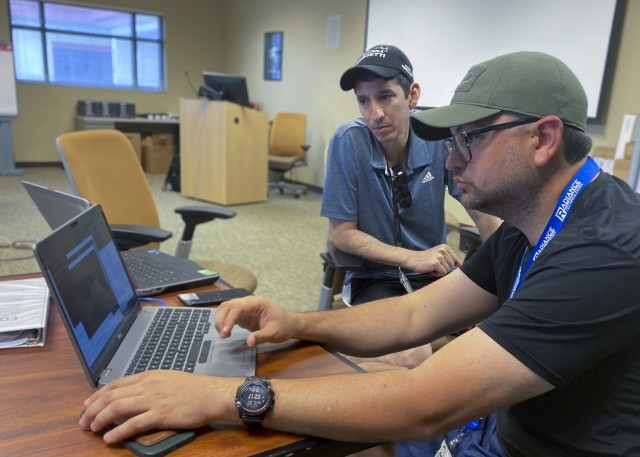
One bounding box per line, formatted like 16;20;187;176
410;51;588;141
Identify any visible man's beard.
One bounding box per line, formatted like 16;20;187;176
458;168;540;223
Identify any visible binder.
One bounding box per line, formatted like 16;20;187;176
0;277;49;349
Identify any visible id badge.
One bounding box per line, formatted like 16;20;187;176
434;440;454;457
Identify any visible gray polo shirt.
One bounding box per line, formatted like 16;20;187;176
321;117;458;281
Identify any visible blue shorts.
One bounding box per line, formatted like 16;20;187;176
396;413;505;457
349;275;435;305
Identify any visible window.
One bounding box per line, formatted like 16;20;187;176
9;0;165;91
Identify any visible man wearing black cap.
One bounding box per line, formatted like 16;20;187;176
81;52;640;457
322;46;497;353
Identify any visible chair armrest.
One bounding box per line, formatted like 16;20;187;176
301;144;310;164
110;223;173;251
458;225;481;261
175;205;235;222
328;241;363;270
174;205;236;241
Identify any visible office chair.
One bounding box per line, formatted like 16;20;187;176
267;112;310;198
56;129;258;292
318;241;362;311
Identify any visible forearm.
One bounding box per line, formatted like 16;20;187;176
263;328;552;443
88;360;448;446
329;220;460;274
330;226;413;269
264;370;442;443
292;297;417;357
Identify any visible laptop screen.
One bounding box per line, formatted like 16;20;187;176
35;205;139;376
22;180;90;230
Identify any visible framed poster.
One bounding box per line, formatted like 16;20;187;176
264;32;283;81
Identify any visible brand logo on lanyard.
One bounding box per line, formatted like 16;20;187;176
509;157;600;298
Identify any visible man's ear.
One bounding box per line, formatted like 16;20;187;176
533;116;563;167
408;82;421;109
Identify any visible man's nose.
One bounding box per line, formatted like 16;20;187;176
368;101;384;118
445;148;464;171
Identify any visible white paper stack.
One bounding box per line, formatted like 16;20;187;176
0;277;50;349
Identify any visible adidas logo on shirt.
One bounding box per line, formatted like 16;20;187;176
422;171;435;183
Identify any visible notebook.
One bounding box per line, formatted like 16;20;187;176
33;204;256;387
22;180;219;296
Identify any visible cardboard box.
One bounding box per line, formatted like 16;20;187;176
615;114;639;159
591;146;633;181
592;146;615;159
142;133;174;174
123;132;142;163
613;158;631;182
591;146;615;175
624;142;635;160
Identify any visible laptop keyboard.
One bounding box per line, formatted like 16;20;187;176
123;253;193;289
126;308;212;375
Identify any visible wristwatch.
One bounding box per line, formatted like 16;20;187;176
235;376;275;425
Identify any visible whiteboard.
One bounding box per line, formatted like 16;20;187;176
366;0;623;122
0;43;19;119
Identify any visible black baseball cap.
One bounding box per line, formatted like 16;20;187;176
340;45;414;91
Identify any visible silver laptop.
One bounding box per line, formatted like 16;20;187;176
33;204;255;387
23;180;219;296
22;179;92;230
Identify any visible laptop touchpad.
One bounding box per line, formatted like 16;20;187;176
207;339;256;377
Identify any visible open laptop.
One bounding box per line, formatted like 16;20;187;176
33;203;256;387
23;180;219;296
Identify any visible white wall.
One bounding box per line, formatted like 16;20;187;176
222;0;366;187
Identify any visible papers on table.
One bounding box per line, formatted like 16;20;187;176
0;277;50;349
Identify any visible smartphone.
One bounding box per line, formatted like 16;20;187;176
177;288;252;306
121;430;196;457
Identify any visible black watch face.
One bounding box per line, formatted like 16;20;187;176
239;383;269;413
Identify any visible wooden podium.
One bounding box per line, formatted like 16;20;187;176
179;98;268;205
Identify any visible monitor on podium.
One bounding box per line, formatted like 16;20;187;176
199;71;251;107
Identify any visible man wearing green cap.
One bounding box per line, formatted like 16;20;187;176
79;52;640;457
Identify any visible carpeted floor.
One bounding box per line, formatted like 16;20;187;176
0;167;326;313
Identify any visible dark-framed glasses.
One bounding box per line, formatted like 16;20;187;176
390;166;412;209
444;117;539;163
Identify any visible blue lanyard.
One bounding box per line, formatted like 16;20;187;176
509;158;600;298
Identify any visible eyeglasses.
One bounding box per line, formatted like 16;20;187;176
444;117;539;163
390;166;412;209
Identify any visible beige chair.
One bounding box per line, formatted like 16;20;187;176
56;129;257;292
267;112;310;198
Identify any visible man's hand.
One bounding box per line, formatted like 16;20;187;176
79;371;236;444
216;295;299;347
403;244;462;276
